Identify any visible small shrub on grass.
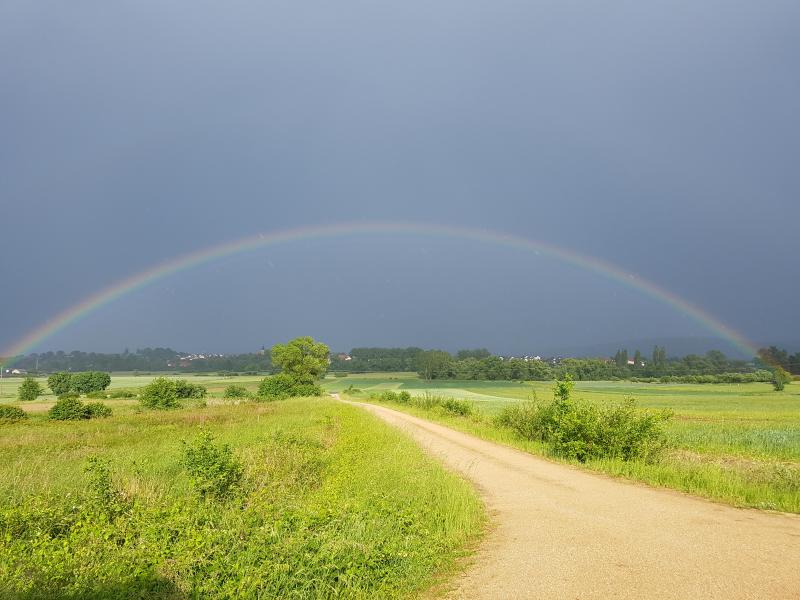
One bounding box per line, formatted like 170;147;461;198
223;384;249;398
49;397;89;420
109;389;136;399
441;398;472;417
257;373;322;400
497;375;671;463
17;377;42;401
174;379;207;399
412;393;445;410
0;405;27;422
379;390;399;402
139;377;180;409
85;402;113;418
84;457;128;520
182;430;243;500
85;390;109;399
772;368;792;391
397;390;411;404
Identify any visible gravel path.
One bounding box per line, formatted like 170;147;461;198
342;398;800;599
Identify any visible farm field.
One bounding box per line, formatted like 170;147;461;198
326;373;800;512
0;395;483;598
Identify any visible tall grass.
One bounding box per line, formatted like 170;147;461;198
0;398;483;598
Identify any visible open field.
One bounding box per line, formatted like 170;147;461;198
0;396;483;598
326;373;800;513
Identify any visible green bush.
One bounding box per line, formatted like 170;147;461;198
772;368;792;391
182;430;243;500
85;390;109;399
257;373;321;400
57;392;80;401
441;398;472;417
139;377;180;409
70;372;111;394
84;457;128;520
109;389;135;399
48;397;89;420
397;391;411;404
497;377;671;462
17;377;42;401
85;402;113;418
0;405;27;422
47;372;72;395
174;380;207;399
223;384;248;398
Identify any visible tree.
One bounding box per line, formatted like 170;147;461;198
18;377;42;401
614;349;629;368
416;350;453;380
772;367;792;391
139;377;180;409
633;350;643;368
47;372;73;395
70;371;111;394
270;337;329;384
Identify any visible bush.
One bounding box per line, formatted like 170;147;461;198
85;402;112;418
257;374;322;400
0;405;27;422
49;397;89;420
85;390;109;399
497;376;671;463
70;371;111;394
441;398;472;417
174;379;207;399
18;377;42;401
397;391;411;404
58;392;80;400
772;368;792;391
139;377;180;409
109;389;135;399
47;372;72;395
182;430;243;500
223;384;249;399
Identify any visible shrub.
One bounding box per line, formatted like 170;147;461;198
441;398;472;417
397;391;411;404
223;384;249;398
109;389;135;399
182;429;243;500
58;392;80;400
70;371;111;394
257;374;322;400
139;377;180;409
84;457;128;520
772;368;792;391
47;372;72;395
85;390;109;399
174;379;207;399
49;397;89;420
497;375;671;463
85;402;113;418
0;405;27;422
411;393;445;410
18;377;42;401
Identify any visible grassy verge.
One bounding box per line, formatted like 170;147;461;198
0;398;483;598
351;394;800;514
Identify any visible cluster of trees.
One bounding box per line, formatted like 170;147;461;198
47;371;111;395
5;348;271;374
757;346;800;375
329;347;424;372
258;337;329;400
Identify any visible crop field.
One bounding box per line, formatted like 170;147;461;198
326;373;800;513
0;393;483;598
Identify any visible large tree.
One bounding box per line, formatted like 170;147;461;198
270;336;330;384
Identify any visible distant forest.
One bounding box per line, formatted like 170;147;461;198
3;344;797;381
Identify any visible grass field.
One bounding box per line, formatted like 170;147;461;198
0;394;483;598
325;373;800;513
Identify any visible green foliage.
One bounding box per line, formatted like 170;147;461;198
17;377;42;401
0;405;27;422
223;384;248;398
497;376;671;462
84;457;127;520
85;402;113;418
48;397;89;420
270;336;330;384
57;392;80;400
47;372;72;395
70;371;111;394
85;390;109;399
398;390;411;404
109;389;135;398
441;398;473;417
258;373;322;400
173;379;207;399
772;367;792;391
139;377;180;409
182;430;243;500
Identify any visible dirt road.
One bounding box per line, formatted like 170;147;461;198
342;399;800;599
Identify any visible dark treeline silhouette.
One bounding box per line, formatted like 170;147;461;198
4;348;271;374
757;346;800;375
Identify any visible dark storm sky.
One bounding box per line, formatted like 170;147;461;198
1;1;798;356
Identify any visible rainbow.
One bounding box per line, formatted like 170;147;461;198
1;221;759;365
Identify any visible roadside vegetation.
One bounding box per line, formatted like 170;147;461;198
351;374;799;513
0;397;483;598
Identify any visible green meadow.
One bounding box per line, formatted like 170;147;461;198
326;373;800;512
0;393;483;598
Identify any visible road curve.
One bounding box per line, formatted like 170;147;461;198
342;399;800;599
